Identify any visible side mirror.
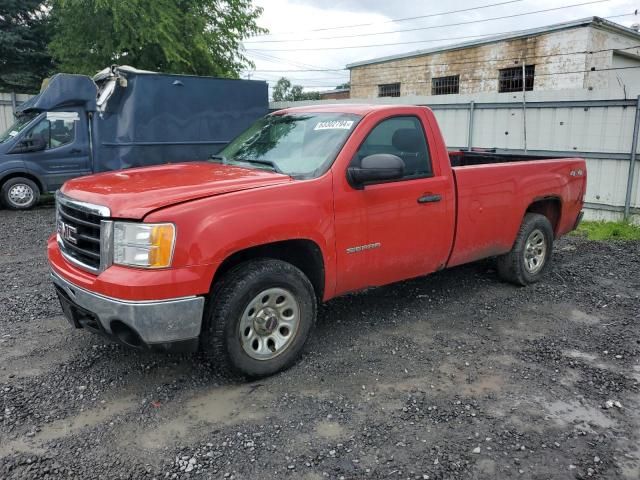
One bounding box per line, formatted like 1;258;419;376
348;154;405;188
11;137;47;154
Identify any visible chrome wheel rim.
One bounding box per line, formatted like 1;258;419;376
239;287;300;361
524;229;546;274
8;183;34;207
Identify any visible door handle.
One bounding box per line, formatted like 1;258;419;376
417;194;442;204
70;148;82;154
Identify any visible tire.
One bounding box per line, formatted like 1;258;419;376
497;213;554;286
1;177;40;210
202;259;317;378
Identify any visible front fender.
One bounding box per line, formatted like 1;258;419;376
144;174;337;298
0;156;48;192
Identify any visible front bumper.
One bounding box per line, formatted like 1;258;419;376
51;270;205;351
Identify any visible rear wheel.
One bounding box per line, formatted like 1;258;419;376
1;177;40;210
202;259;316;378
497;213;554;286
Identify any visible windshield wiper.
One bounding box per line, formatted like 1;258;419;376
236;158;283;174
209;154;227;163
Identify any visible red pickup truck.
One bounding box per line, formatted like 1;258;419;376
48;105;586;377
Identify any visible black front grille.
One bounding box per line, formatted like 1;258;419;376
57;201;102;271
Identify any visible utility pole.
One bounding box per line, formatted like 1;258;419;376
11;92;17;116
624;95;640;219
522;57;528;153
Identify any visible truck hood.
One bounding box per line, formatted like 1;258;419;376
61;162;293;218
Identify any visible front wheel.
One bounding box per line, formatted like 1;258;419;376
1;177;40;210
497;213;554;286
202;259;317;378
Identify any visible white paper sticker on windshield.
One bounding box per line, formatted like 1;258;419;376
314;120;354;131
46;112;79;122
9;130;18;137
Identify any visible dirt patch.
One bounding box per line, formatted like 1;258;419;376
136;386;269;450
314;421;347;440
544;398;616;431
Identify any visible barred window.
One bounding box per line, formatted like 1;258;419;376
378;83;401;97
499;65;535;93
431;75;459;95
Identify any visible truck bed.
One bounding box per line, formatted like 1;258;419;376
447;156;586;268
449;150;563;167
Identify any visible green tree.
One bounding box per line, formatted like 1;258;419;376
49;0;266;77
0;0;54;93
301;90;321;100
272;77;291;102
335;82;350;90
272;77;320;101
289;85;304;100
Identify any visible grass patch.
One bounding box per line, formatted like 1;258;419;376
573;221;640;241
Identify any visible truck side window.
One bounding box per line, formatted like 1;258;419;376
353;116;432;179
23;115;76;150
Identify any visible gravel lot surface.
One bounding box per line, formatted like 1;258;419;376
1;204;639;480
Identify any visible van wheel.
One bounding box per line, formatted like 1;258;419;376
497;213;554;286
1;177;40;210
202;259;316;378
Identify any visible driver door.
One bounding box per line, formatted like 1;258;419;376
333;113;455;294
21;109;91;190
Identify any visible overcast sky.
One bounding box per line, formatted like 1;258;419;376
245;0;639;92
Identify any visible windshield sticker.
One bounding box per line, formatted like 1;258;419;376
314;120;354;131
9;130;18;137
46;112;79;122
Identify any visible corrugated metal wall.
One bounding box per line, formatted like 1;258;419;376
2;90;638;222
272;88;640;223
0;93;33;133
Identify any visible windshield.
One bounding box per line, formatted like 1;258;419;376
217;112;361;178
0;112;39;144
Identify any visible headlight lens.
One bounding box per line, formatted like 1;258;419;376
113;222;175;269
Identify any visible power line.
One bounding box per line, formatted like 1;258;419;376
249;70;347;83
253;75;348;87
245;0;610;44
249;50;339;71
254;0;527;37
245;52;348;83
245;12;636;51
246;52;349;87
250;44;640;89
245;30;529;51
246;44;640;75
281;65;640;89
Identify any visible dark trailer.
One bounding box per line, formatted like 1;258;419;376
0;66;268;209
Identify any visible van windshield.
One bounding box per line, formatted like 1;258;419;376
217;112;361;178
0;112;39;144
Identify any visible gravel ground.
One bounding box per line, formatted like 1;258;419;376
1;204;639;480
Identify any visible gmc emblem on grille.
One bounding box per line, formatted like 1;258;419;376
58;220;78;245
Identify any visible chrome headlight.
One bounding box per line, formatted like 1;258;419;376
113;222;176;269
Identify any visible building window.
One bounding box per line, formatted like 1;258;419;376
378;83;401;97
431;75;459;95
499;65;535;93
